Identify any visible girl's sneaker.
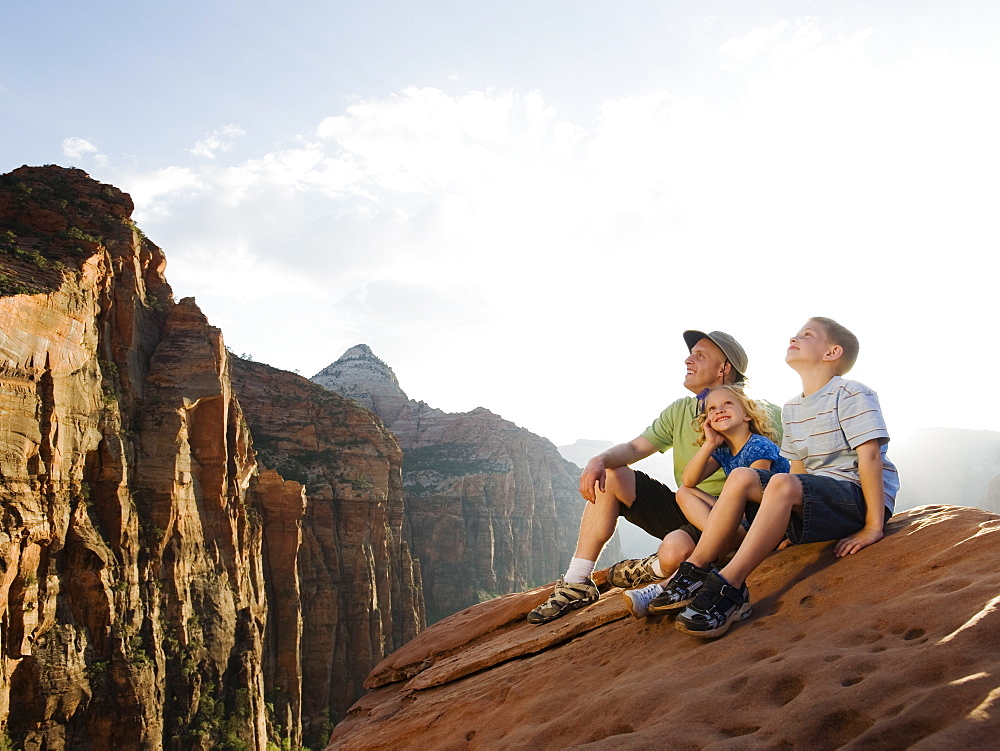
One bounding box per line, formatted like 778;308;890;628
622;582;664;618
647;561;713;615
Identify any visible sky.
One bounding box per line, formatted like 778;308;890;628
2;1;999;451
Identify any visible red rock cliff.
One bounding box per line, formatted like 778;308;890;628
0;166;422;749
229;357;423;740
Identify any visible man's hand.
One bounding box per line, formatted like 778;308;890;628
834;526;883;557
578;437;655;503
579;457;607;503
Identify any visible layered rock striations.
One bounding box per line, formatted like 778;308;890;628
0;166;422;749
329;505;1000;749
0;165;208;749
228;357;423;738
313;346;619;624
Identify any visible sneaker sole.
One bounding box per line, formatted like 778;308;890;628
527;594;599;624
646;595;695;616
675;603;753;638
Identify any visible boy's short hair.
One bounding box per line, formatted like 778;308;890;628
809;317;859;374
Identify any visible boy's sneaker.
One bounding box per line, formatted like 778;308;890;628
674;570;752;639
646;561;712;615
606;554;662;589
622;582;664;618
527;578;599;624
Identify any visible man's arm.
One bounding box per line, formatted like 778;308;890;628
834;439;885;557
579;436;657;502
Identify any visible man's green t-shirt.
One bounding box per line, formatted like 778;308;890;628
640;396;784;496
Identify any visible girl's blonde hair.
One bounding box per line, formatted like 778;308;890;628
693;385;779;445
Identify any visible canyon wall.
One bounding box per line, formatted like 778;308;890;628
0;166;420;749
313;346;620;624
228;357;423;736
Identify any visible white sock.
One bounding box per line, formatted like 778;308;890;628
651;559;665;578
564;557;596;584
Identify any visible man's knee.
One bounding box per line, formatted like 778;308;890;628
602;466;637;506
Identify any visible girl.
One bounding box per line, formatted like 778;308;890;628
624;385;789;617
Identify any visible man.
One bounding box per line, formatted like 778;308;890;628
528;329;780;624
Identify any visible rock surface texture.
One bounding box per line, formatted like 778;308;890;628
0;166;421;749
328;505;1000;750
313;346;620;624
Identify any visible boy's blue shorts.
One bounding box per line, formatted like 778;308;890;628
748;470;890;545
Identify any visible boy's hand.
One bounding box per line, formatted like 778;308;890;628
844;440;887;557
834;526;883;557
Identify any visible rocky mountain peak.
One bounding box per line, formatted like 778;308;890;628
311;344;410;422
334;343;389;369
311;345;620;624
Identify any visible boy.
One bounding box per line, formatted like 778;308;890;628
652;317;899;638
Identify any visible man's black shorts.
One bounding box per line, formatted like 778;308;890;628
620;470;702;543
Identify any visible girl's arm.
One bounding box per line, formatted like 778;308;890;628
749;459;773;470
834;440;885;557
681;441;721;488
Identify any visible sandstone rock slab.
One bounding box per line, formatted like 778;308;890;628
329;506;1000;750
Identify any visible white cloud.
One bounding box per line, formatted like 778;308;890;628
188;124;246;159
167;242;327;302
230;148;363;196
316;87;516;193
62;136;100;161
126;166;205;221
96;21;1000;446
719;18;872;72
719;20;791;59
